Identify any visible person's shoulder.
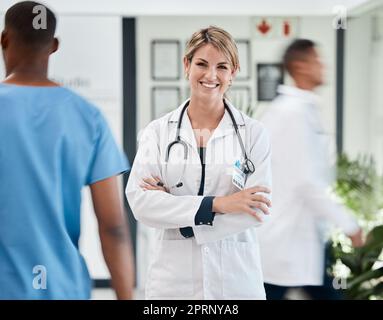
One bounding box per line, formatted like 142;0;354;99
138;115;166;143
60;87;101;116
145;106;180;132
262;94;308;125
274;92;304;109
138;107;181;146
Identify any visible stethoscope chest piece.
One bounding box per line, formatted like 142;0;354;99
243;158;255;174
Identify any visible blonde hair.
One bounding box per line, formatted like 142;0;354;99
185;26;240;74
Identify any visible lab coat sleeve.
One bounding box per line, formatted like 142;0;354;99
125;122;204;229
193;123;272;245
284;110;359;235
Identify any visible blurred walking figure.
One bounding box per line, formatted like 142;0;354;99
257;39;363;300
0;1;134;299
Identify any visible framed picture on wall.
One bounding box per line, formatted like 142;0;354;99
235;40;251;80
151;40;181;80
256;63;284;101
152;86;181;119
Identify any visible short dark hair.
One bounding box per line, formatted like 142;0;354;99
283;39;316;75
4;1;56;49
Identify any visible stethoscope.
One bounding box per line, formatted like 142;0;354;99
164;100;255;189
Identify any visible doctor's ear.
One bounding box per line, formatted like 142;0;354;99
183;56;190;79
231;68;238;79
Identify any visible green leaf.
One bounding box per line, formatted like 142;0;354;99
339;254;359;274
361;225;383;254
352;282;383;300
347;267;383;289
371;281;383;298
361;256;381;272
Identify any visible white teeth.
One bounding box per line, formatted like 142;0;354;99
201;82;218;88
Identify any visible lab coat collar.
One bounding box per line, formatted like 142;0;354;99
277;85;320;105
168;100;196;150
168;98;245;147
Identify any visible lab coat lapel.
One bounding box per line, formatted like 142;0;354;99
209;100;245;142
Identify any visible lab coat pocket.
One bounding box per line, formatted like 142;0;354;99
221;241;265;299
146;239;193;298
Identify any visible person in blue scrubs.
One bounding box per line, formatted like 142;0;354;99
0;1;134;299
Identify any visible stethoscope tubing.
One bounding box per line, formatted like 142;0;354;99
165;100;255;188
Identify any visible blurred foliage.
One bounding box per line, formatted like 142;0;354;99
227;89;255;118
334;154;383;221
330;153;383;299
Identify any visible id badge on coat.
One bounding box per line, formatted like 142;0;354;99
232;160;246;190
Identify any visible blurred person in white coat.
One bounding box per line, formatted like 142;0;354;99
257;39;363;300
126;26;272;300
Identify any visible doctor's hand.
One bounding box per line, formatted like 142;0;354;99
140;176;169;193
212;186;271;222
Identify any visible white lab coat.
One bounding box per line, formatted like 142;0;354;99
257;85;359;286
126;99;272;299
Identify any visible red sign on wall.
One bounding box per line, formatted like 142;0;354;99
253;18;298;38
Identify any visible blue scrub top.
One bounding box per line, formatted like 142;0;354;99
0;83;129;299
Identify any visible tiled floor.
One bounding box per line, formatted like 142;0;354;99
91;288;144;300
91;288;306;300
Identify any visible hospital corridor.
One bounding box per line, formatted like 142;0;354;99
0;0;383;304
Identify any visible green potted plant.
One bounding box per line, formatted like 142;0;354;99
330;154;383;299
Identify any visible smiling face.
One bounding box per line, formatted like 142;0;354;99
184;43;235;103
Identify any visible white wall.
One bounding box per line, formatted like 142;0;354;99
369;17;383;172
344;7;383;173
0;0;371;16
344;14;372;157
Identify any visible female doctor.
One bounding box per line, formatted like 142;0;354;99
126;26;272;300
